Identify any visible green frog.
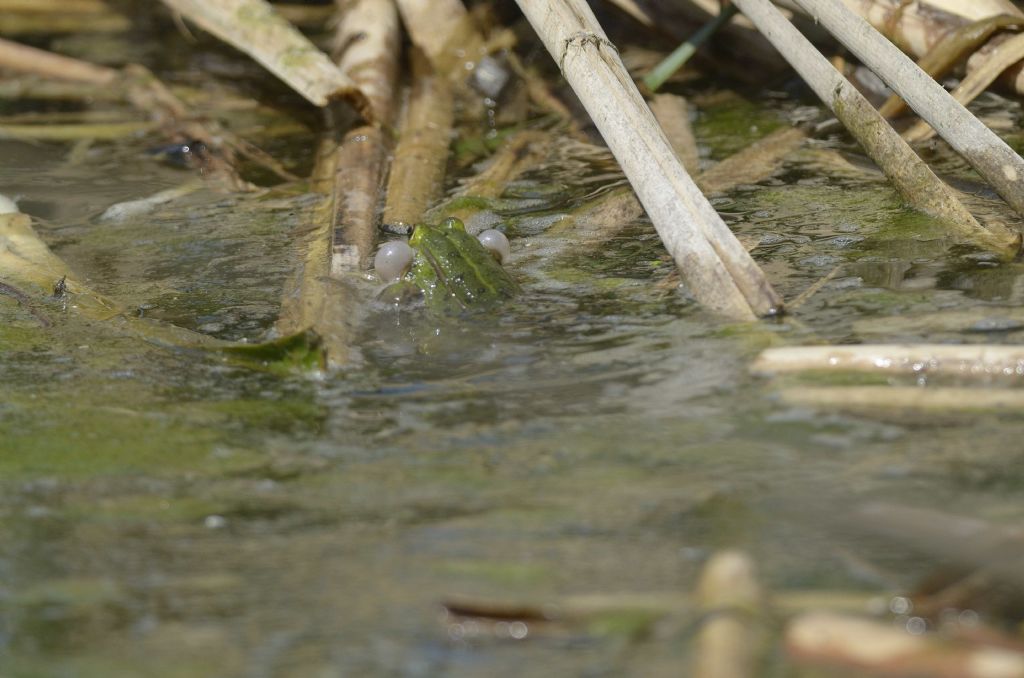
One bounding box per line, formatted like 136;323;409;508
377;217;517;313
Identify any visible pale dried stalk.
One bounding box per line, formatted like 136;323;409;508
278;0;400;365
693;551;763;678
833;0;1021;60
778;386;1024;412
0;121;152;140
878;15;1024;119
648;93;700;175
333;0;399;126
394;0;484;76
515;0;781;320
753;343;1024;378
904;32;1024;143
732;0;1020;256
330;0;400;270
161;0;365;112
276;137;357;365
381;52;454;230
792;0;1024;220
0;36;117;84
787;612;1024;677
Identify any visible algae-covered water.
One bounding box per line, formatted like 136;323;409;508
4;35;1024;677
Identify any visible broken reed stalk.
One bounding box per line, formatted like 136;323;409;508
731;0;1020;257
787;611;1024;677
877;14;1024;119
276;0;400;365
275;135;359;365
380;51;454;232
0;36;117;84
903;31;1024;143
693;551;764;678
329;0;399;270
753;343;1024;378
0;38;292;188
515;0;782;320
791;0;1024;221
160;0;367;114
393;0;484;77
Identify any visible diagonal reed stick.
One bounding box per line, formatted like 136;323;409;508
514;0;782;320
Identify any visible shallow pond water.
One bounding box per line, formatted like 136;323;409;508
3;38;1024;677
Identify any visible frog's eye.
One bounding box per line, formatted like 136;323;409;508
477;229;510;264
441;217;467;232
374;241;414;282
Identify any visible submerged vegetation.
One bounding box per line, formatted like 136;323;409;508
3;0;1024;675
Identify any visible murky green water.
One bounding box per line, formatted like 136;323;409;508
3;34;1024;677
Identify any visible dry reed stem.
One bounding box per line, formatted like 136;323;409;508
276;136;357;365
878;14;1024;119
329;125;388;271
813;0;1021;61
787;611;1024;677
333;0;399;126
778;386;1024;412
693;551;763;678
381;51;454;231
0;121;152;140
733;0;1020;256
903;31;1024;143
753;343;1024;378
792;0;1024;221
393;0;484;77
277;0;399;365
515;0;781;320
0;40;286;188
0;36;117;84
161;0;366;112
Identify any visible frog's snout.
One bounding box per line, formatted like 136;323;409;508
374;241;414;281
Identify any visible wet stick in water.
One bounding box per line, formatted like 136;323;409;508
381;51;453;233
692;551;765;678
752;344;1024;379
732;0;1021;257
277;0;399;364
787;0;1024;222
778;386;1024;414
0;38;291;188
514;0;782;320
330;0;400;270
903;31;1024;143
787;612;1024;676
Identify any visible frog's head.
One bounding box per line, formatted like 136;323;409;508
376;218;517;312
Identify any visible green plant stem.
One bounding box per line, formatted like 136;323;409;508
643;4;739;92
